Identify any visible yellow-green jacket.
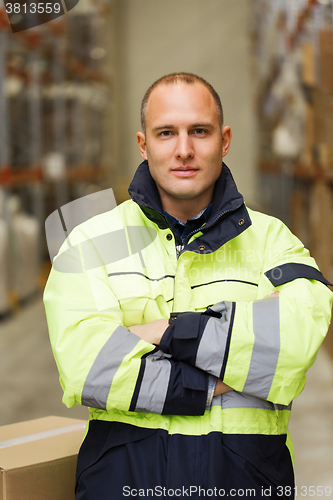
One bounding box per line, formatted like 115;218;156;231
44;161;332;463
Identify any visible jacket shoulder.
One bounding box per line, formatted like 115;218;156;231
65;199;141;245
246;207;304;252
247;207;284;228
247;207;293;237
246;206;312;266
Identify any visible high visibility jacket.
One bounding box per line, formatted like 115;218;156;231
44;161;332;464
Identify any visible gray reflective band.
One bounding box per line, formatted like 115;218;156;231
135;351;171;414
211;394;222;407
221;390;291;411
82;326;140;409
243;296;280;399
196;306;231;377
274;402;292;411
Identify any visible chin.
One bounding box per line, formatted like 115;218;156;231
172;190;203;201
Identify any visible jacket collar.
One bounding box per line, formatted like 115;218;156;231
128;160;252;253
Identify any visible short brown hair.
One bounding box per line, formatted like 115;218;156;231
140;72;224;134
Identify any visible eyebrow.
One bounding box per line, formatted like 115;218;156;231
152;123;214;133
152;125;174;132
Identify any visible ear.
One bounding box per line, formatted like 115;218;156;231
137;132;148;160
221;126;232;157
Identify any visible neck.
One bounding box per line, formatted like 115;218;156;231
159;189;214;223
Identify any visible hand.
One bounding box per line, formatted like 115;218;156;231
214;379;233;396
129;319;169;345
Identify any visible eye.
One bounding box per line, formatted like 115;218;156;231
193;128;207;135
158;130;173;137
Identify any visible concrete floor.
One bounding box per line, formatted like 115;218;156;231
0;295;332;490
0;295;88;425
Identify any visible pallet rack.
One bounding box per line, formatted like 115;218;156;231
0;0;113;314
252;0;333;355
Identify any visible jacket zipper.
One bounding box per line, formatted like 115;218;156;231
177;201;245;258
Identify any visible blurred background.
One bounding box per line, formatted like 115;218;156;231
0;0;332;490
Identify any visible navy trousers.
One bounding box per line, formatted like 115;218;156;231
75;421;294;500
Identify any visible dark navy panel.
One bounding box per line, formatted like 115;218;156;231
129;161;252;254
265;263;332;287
160;312;210;366
76;421;294;500
162;360;208;416
129;357;147;412
130;347;208;416
220;302;236;381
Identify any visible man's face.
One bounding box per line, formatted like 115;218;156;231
137;82;231;211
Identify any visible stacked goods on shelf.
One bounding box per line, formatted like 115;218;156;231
253;0;333;169
7;196;40;302
252;0;333;356
315;28;333;170
0;219;10;315
310;181;333;278
290;182;312;251
309;179;333;355
0;1;112;316
0;191;10;316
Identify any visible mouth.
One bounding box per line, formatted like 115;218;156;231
172;166;199;177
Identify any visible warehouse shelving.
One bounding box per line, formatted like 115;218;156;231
252;0;333;356
0;0;113;316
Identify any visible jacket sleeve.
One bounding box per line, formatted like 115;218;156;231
44;229;208;417
159;222;333;406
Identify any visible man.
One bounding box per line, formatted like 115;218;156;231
44;73;333;499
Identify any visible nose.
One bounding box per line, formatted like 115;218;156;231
175;133;194;160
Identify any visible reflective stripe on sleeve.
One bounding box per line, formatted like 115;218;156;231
135;351;172;414
81;326;140;409
195;308;231;377
243;296;280;399
221;390;291;411
211;394;222;407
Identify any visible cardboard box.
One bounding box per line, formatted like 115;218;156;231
0;416;87;500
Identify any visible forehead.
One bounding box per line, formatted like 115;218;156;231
145;82;219;127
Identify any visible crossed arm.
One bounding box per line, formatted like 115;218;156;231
129;318;232;397
45;215;333;416
128;292;281;398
